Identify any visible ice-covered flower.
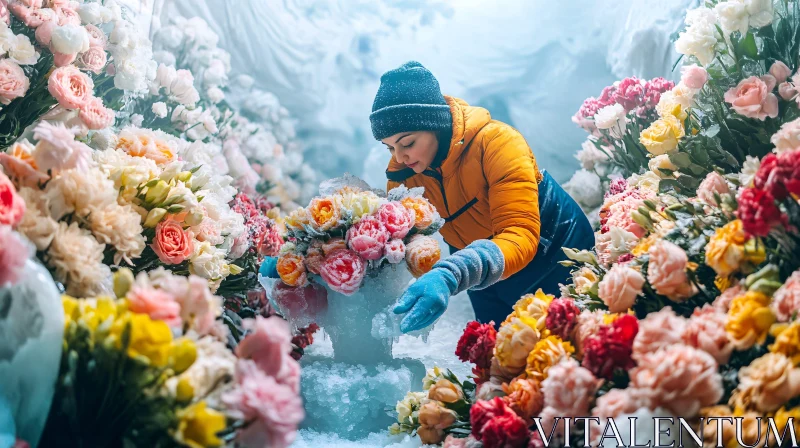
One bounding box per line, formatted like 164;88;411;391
346;215;389;260
405;234;441;278
384;239;406;264
563;169;603;209
674;7;719;66
377;201;414;239
319;248;366;295
401;196;438;230
575;138;610;171
594;103;628;138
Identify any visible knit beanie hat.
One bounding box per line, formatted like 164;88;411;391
370;61;452;140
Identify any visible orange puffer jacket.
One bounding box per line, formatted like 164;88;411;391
386;96;542;279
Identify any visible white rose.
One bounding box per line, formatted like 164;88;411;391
77;3;111;25
715;1;749;36
51;24;90;55
189;242;230;280
648;154;678;179
674;7;719;66
207;87;224;104
594;103;629;138
113;57;148;92
745;0;773;28
7;34;39;65
152;102;168;118
563;169;604;209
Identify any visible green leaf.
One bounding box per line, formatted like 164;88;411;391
669;152;692;168
738;32;759;59
702;124;720;138
677;174;701;191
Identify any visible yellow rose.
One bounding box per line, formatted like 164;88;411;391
656;89;691;121
743;238;766;267
308;196;342;231
525;335;575;381
283;207;310;231
428;379;463;403
340;191;382;222
495;317;541;373
639;116;685;156
173;401;226;448
631;234;658;257
176;377;194;403
505;289;554;328
726;291;776;350
111;312;173;367
705;220;747;277
170;338;198;374
770;322;800;365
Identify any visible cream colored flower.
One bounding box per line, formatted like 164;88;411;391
648;154;678;179
89;203;146;265
166;336;236;401
737;353;800;413
44;167;117;220
340;190;383;223
189;241;231;281
395;391;427;424
15;187;58;251
46;221;110;297
572;266;599;295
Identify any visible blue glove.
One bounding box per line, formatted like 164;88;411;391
394;239;504;333
259;256;279;279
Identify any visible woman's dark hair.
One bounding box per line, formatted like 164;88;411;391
431;128;453;168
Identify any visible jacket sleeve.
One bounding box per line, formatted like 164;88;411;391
387;179;401;192
482;125;542;279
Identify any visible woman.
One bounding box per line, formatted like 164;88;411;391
371;61;595;333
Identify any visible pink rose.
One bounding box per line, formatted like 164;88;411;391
235;316;292;378
772;270;800;322
0;59;29;105
724;75;779;121
540;358;602;416
84;24;106;49
79;96;114;130
680;64;708;90
56;6;80;26
0;0;8;25
222;360;304;448
682;304;734;365
19;6;54;28
632;307;686;362
647;240;697;301
384;239;406;264
770;61;792;84
713;283;744;312
629;345;724;417
48;65;93;109
346;215;389;260
319;248;367;295
0;171;25;227
151;218;193;265
597;265;644;313
34;19;55;46
52;51;76;67
126;285;182;329
377;201;415;239
76;46;106;74
697;171;732;205
0;226;27;286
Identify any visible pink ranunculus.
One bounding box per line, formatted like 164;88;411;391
697;171;732;205
724;75;779;121
84;24;107;49
713;283;744;313
540;358;602;416
0;171;25;227
682;304;734;365
235;316;292;378
772;270;800;322
52;51;76;67
632;307;686;362
34;19;56;46
629;345;723;417
0;59;29;105
126;285;182;329
346;215;389;261
151;218;193;265
319;248;366;296
681;64;709;90
48;65;93;109
0;226;27;286
222;360;304;448
597;265;644;313
76;46;106;74
770;61;792;84
384;239;406;264
647;240;697;301
377;201;415;239
79;96;114;130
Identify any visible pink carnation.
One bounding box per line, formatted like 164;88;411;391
772;270;800;322
591;388;648;419
0;0;8;25
647;240;697;301
682;304;734;365
632;307;686;362
346;215;389;260
613;77;646;111
0;171;25;227
572;310;605;359
724;75;779;121
384;238;406;264
319;248;367;296
629;345;723;417
377;201;415;239
79;96;114;130
126;285;182;329
180;275;219;336
48;65;93;109
697;171;731;205
598;265;644;313
644;77;676;109
235;316;293;378
680;64;709;90
606;177;629;197
0;59;29;105
540;358;602;416
0;226;27;286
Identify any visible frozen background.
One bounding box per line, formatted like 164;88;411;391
142;0;697;446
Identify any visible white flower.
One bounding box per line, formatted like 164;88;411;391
44;167;117;220
7;34;38;65
648;154;678;179
169;69;200;106
563;169;604;209
575;138;610;171
189;241;230;281
739;155;761;188
207;87;224;104
607;226;639;261
594;104;629;138
629;171;661;194
395;391;427;424
745;0;773;28
16;187;58;251
93;148;159;189
165;336;235;400
46;221;108;297
715;1;749;36
88;203;145;265
203;59;227;88
51;24;90;55
675;7;719;66
77;3;112;24
153;50;176;67
152;101;168;118
131;113;144;127
90;129;118;151
233;74;254;90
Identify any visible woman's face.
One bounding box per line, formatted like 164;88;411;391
381;131;438;173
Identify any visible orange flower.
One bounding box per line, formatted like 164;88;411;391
428;379;463;403
0;140;49;187
401;196;436;229
405;234;441;277
502;377;544;420
308;196;342;231
277;252;308;287
117;131;176;165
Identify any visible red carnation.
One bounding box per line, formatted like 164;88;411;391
545;298;580;340
470;398;510;439
456;321;497;370
581;315;638;380
481;412;529;448
736;187;786;237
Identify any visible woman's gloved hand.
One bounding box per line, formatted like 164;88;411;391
259;256;280;279
393;239;505;333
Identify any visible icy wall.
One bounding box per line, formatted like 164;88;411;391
156;0;696;188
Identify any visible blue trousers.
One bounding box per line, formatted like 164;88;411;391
452;171;595;328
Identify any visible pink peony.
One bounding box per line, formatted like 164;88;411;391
0;171;25;227
79;96;114;130
319;248;367;295
682;304;734;365
697;171;731;205
235;316;293;378
0;226;27;286
597;265;644;313
384;239;406;264
714;283;744;313
76;46;107;74
222;360;304;448
47;65;93;109
681;64;709;90
724;75;779;121
629;345;724;417
84;24;107;49
126;285;182;329
632;307;686;362
772;270;800;322
0;59;29;105
647;240;697;301
52;51;77;68
34;19;55;46
770;61;792;84
346;215;389;260
540;358;602;416
377;201;415;239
